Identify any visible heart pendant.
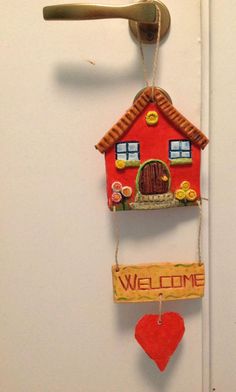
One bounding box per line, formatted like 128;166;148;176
135;312;185;371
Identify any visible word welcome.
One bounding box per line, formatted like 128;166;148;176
119;273;204;291
112;262;205;303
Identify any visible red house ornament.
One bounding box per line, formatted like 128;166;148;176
96;87;209;211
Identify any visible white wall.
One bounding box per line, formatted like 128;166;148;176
0;1;214;391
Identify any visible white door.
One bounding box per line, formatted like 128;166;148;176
210;2;236;391
1;1;233;391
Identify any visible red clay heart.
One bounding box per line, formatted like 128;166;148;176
135;312;185;371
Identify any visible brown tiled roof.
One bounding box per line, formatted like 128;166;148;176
95;87;209;153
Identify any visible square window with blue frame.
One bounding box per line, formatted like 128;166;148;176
169;140;191;159
116;142;140;161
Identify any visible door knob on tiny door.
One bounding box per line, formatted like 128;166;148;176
43;1;171;44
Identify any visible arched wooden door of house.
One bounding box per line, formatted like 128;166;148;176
138;160;170;195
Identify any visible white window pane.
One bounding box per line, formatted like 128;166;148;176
181;151;191;158
128;142;139;152
117;153;127;160
181;141;190;150
116;143;127;153
128;152;139;161
170;151;180;159
170;141;180;150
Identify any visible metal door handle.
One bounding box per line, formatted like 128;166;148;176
43;1;171;44
43;2;156;23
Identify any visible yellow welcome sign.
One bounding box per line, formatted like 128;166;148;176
112;262;204;303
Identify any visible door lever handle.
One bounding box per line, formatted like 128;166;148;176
43;1;170;44
43;2;156;24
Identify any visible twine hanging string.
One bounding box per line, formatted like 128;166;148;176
136;26;149;88
113;199;208;271
113;206;120;272
136;1;162;101
151;2;162;100
157;293;163;325
197;197;209;265
197;200;202;265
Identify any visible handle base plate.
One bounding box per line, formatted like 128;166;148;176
129;0;170;44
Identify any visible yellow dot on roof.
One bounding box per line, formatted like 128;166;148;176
145;111;159;125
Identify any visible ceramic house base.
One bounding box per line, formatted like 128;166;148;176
96;88;209;211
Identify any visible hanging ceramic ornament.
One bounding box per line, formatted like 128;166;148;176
95;5;208;372
96;86;209;211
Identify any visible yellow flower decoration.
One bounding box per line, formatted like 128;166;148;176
175;189;186;201
175;181;198;202
186;189;197;201
145;111;159;125
115;160;126;170
181;181;190;191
